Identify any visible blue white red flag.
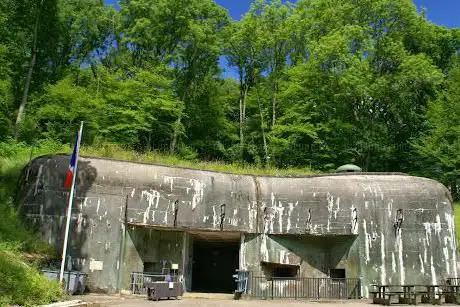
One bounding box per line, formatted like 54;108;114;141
64;134;79;189
59;122;83;285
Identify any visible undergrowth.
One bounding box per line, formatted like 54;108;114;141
0;140;64;306
0;246;63;306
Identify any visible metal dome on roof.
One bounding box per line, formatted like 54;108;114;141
336;164;362;173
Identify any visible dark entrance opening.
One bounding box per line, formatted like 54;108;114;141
191;239;239;293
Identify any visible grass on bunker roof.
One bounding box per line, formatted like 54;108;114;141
1;139;318;177
80;143;319;176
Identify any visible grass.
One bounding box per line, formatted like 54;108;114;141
0;140;64;306
455;202;460;245
0;246;63;306
81;143;318;177
0;139;318;177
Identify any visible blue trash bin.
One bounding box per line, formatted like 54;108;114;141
41;270;87;294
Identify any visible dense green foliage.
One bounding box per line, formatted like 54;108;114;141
0;0;458;193
0;246;63;306
415;60;460;198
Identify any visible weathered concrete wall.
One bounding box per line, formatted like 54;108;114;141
242;234;359;278
17;155;457;296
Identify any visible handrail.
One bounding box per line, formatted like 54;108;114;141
130;272;175;294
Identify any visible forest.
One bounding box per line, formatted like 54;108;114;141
0;0;459;196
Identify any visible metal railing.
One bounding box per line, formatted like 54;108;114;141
233;270;249;294
130;272;170;295
247;276;361;300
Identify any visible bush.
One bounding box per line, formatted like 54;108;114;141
0;246;62;306
0;139;65;305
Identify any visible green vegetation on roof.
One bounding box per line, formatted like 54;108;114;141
80;143;318;177
1;139;317;177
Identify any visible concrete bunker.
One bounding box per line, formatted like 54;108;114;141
17;155;457;297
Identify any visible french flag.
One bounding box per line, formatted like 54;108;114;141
64;134;80;189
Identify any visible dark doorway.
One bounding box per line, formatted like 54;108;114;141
191;240;239;293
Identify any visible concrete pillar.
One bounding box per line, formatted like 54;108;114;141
239;233;246;270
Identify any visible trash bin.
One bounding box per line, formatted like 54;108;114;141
41;270;87;294
145;281;184;301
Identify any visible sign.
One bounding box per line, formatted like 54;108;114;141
89;259;104;272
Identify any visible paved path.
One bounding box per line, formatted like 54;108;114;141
75;295;448;307
97;298;370;307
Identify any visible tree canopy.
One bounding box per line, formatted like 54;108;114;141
0;0;458;198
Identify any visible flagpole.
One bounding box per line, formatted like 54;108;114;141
59;121;84;285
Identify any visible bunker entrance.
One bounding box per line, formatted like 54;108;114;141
190;231;240;293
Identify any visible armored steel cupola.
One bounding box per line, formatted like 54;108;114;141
336;164;362;173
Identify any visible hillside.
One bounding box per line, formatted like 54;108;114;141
0;142;63;305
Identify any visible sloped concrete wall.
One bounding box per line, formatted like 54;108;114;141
17;155;457;295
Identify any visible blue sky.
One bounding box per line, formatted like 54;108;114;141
104;0;459;78
412;0;460;28
105;0;460;28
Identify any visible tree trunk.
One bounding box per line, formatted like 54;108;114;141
170;91;187;154
272;81;277;129
170;115;182;154
90;62;100;96
15;0;43;131
239;84;249;159
148;132;152;152
239;95;243;149
256;88;269;167
364;150;371;172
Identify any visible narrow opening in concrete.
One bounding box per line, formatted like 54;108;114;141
190;233;239;293
273;265;298;278
330;268;346;279
261;261;300;279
